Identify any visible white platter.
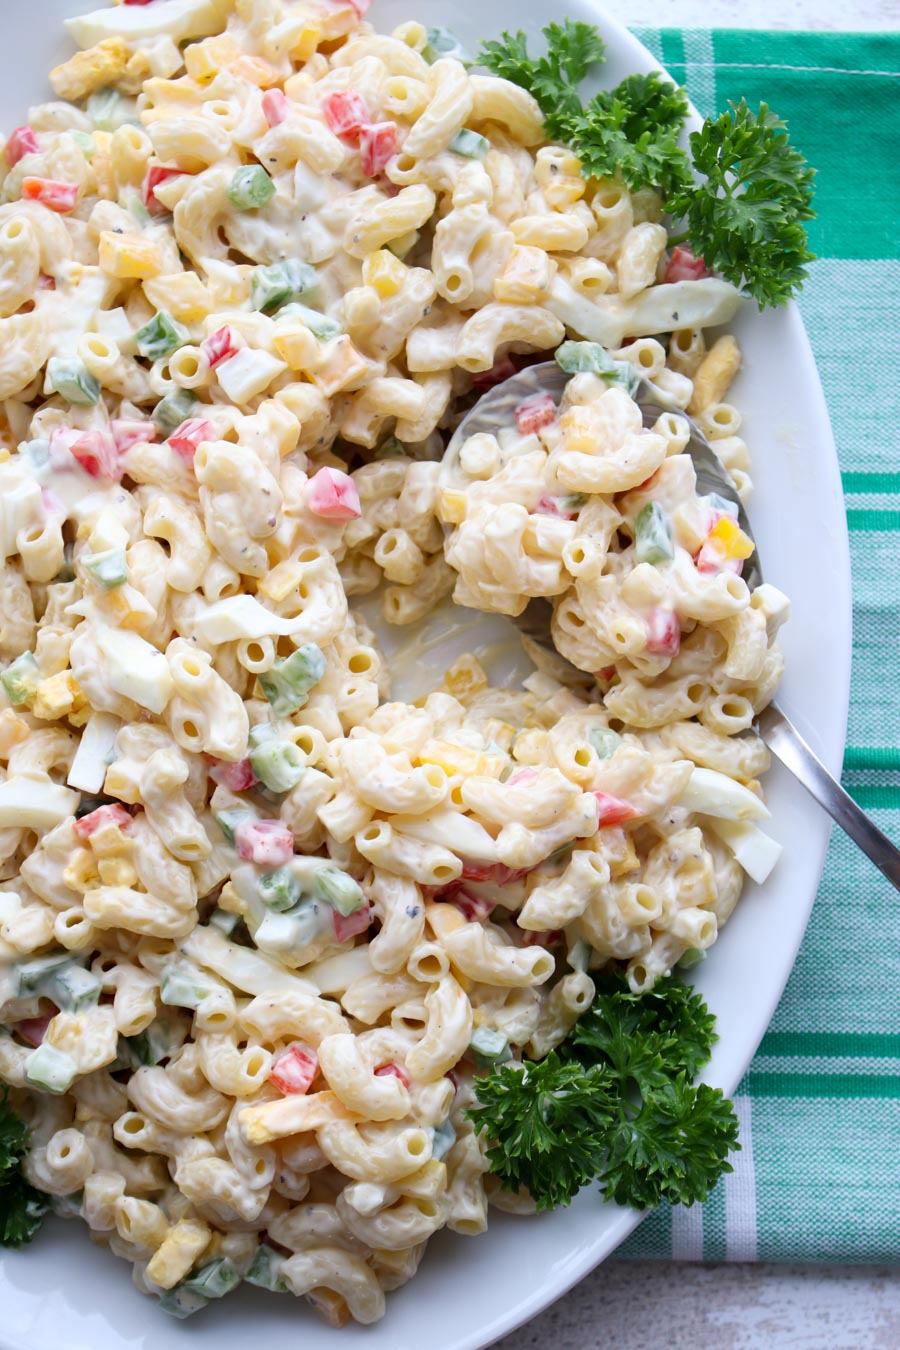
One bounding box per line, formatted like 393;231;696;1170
0;3;852;1348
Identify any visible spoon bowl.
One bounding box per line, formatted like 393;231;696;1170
438;360;900;891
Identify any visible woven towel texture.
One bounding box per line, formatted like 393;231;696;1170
619;28;900;1264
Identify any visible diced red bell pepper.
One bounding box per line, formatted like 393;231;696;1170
593;791;640;826
506;768;539;787
515;393;557;436
522;928;563;948
124;0;159;6
456;859;498;884
21;177;78;213
595;665;617;683
208;756;257;792
141;164;183;213
704;506;729;534
306;466;361;520
457;860;529;885
359;121;397;176
633;468;661;494
472;355;515;393
167;417;214;460
111;419;158;453
663;246;709;284
374;1062;409;1087
535;492;580;521
332;903;371;943
15;1014;55;1047
269;1042;318;1095
70;430;121;480
449;891;494;924
349;0;372;12
262;89;290;127
645;606;680;657
234;819;294;866
201;325;240;368
37;273;55;291
6;126;39;167
74;803;132;839
696;542;742;576
322;90;370;141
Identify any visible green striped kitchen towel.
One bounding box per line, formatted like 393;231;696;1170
619;29;900;1264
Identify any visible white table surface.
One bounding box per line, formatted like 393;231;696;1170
601;0;896;28
494;2;899;1346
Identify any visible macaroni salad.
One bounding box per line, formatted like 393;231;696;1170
0;0;788;1326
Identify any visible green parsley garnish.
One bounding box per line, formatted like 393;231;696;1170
467;975;739;1212
0;1088;49;1247
667;100;817;308
566;72;693;200
480;21;607;137
479;21;815;306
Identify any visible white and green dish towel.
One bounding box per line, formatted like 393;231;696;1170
619;27;900;1265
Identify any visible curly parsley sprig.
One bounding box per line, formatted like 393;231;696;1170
0;1088;49;1247
479;24;815;306
564;73;694;199
468;1054;615;1211
480;20;607;137
467;976;739;1212
667;100;817;307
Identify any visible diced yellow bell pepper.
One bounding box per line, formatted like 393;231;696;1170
272;324;320;372
258;561;305;603
560;404;601;454
707;514;755;560
436;488;466;525
362;249;407;299
417;738;495;779
144;273;213;324
279;17;322;61
424;900;467;941
146;1219;212;1291
99;232;164;281
230;55;280;89
311;336;370;397
493;245;557;304
183;34;241;84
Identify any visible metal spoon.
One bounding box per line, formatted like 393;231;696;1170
442;361;900;890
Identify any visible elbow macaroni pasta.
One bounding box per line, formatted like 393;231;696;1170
0;0;787;1330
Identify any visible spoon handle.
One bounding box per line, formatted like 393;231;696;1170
757;704;900;890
